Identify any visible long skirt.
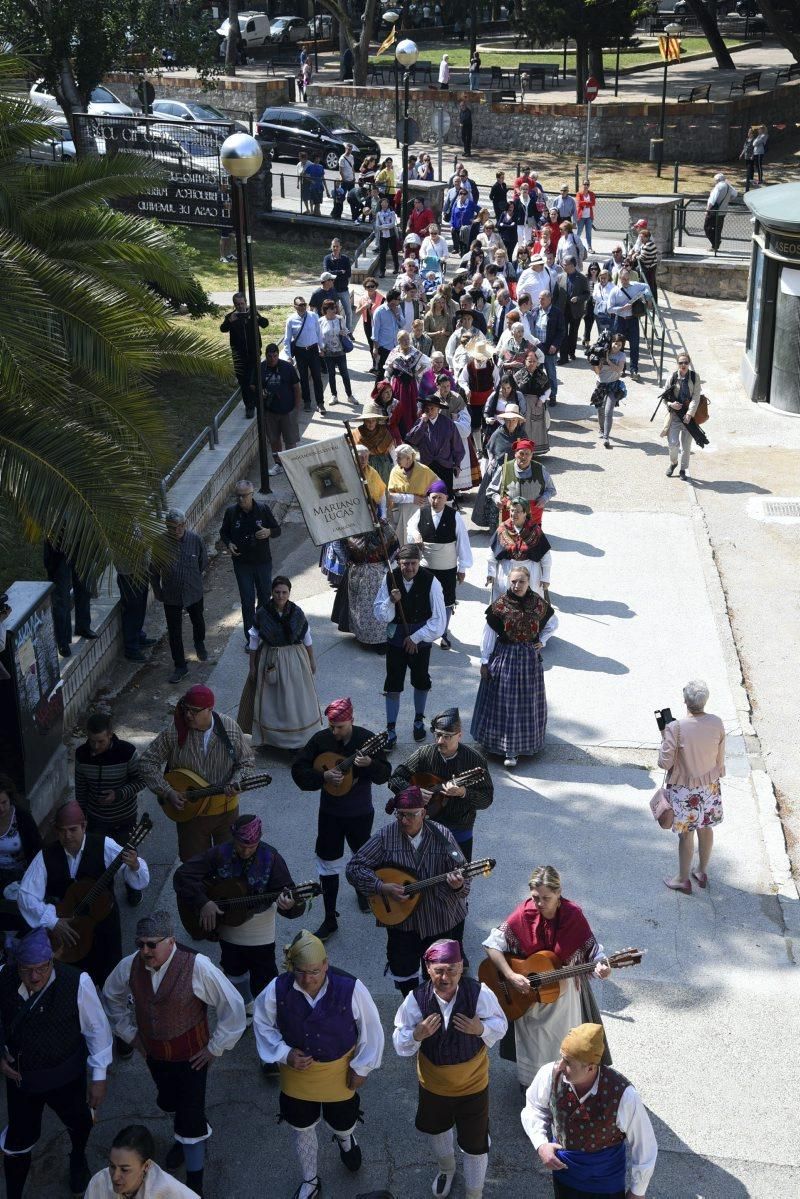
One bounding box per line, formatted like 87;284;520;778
390;377;420;438
368;451;394;486
470;641;547;756
332;562;386;645
471;465;501;529
525;397;550;455
502;980;583;1087
454;429;481;491
391;501;420;547
251;643;322;750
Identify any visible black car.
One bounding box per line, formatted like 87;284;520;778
255;106;380;171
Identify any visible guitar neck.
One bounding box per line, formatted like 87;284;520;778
405;864;482;896
527;960;598;985
220;890;282;909
76;843;135;912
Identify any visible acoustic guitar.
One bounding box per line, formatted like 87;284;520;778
368;857;496;926
477;947;644;1021
312;732;390;798
179;880;321;942
411;766;487;820
162;768;273;823
54;814;153;964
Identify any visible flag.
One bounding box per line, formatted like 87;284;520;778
377;26;397;56
280;435;374;547
659;35;681;62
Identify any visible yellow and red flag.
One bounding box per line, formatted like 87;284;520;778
377;26;397;56
659;35;681;62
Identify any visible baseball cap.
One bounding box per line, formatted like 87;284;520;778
633;219;649;230
319;271;336;282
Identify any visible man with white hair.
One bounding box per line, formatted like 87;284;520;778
704;172;738;251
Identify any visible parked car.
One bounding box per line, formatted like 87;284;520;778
151;99;248;132
29;80;134;117
269;16;311;42
308;14;333;38
216;11;272;48
255;105;380;171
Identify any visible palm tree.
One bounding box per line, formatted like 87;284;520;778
0;51;231;584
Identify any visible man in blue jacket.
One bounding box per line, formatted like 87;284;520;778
531;291;565;406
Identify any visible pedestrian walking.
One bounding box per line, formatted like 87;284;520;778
116;541;153;664
438;53;450;90
150;510;208;684
375;195;400;277
458;99;473;157
320;299;355;405
284;296;325;414
660;352;703;479
606;265;650;379
590;332;626;449
704;172;738;251
219;478;281;645
261;342;302;466
740;125;757;190
531;292;564;404
43;537;96;658
220;292;269;417
323;237;354;332
752;124;768;184
554;258;590;364
575;178;596;249
469;50;481;91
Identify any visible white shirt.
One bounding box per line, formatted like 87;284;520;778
18;836;150;930
407;507;473;572
421;234;448;262
438;59;450;83
707;179;737;211
393;981;507;1056
0;965;113;1081
373;572;447;644
253;975;384;1075
480;611;558;664
521;1061;658;1196
516;267;553;305
102;947;246;1058
338;152;355;183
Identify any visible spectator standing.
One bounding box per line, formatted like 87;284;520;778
490;170;508;219
375;194;400;276
575;177;596;249
555;184;577;222
555;221;587;270
582;260;602;345
458;99;473;157
469;50;481;91
341;44;354;80
531;291;564;404
407;197;435;237
554;257;590;364
590;332;627;449
260;343;302;467
438;52;450;89
323;237;354;331
220;291;269;417
305;152;327;215
607;264;650;379
219;478;281;644
296;148;311;213
338;142;356;191
372;287;403;375
43;537;96;659
704;172;738;251
450;187;477;255
308;270;340;317
592;267;615;335
320;298;355;405
739;125;756;190
284;295;325;413
150;510;208;685
632;221;660;302
115;534;154;663
752;124;768;184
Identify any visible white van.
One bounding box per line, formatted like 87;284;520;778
216;11;273;48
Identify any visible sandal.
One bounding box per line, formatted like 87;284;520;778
691;870;708;889
292;1179;321;1199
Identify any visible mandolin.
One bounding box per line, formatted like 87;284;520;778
178;879;321;942
477;947;644;1021
162;768;273;823
368;857;496;926
312;732;390;798
411;767;487;820
53;814;154;964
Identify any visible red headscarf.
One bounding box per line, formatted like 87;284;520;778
55;800;86;828
502;897;597;966
325;697;353;723
424;939;462;964
174;685;214;746
513;439;536;453
385;785;427;815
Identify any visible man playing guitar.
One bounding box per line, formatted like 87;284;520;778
292;698;391;942
388;707;493;861
173;814;307;1024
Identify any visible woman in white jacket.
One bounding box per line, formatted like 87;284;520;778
85;1126;196;1199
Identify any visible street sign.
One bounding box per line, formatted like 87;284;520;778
432;107;451;137
396;117;421;144
584;76;599;102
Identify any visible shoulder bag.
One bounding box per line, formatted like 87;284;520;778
622;286;647;319
289;311;308;359
694;393;710;425
339;317;354;354
650;729;679;830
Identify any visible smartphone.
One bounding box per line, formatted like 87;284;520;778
654;707;674;733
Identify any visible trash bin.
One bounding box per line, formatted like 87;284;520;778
286;74;298;103
649;138;664;163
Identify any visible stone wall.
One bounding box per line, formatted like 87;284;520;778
660;256;749;301
106;71;290;118
307;78;800;163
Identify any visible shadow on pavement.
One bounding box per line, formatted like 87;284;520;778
547;533;605;557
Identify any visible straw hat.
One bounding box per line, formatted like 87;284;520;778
495;403;524;422
464;334;493;364
356;402;388;422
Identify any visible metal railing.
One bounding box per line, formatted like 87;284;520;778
676;197;753;256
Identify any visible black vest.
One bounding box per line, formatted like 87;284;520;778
43;833;106;903
0;962;87;1093
385;567;435;634
418;506;457;544
413;977;483;1066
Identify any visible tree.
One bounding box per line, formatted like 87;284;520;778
758;0;800;62
224;0;239;75
316;0;380;86
681;1;735;70
0;53;231;583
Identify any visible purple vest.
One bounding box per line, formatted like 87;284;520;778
275;968;358;1062
413;977;483;1066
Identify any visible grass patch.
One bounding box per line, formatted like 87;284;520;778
183;227;328;294
373;37;743;72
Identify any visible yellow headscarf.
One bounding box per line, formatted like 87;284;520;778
283;929;327;973
560;1023;605;1066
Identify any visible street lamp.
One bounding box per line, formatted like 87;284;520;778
383;9;401;148
396;37;418;232
220;132;271;494
656;21;681;179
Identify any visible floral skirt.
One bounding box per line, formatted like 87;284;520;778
668;780;723;834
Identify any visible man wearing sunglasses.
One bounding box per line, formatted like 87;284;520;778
103;910;246;1198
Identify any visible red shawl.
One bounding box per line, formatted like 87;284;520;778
501;897;597;966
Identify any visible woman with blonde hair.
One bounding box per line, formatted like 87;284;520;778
387;445;440;544
423;293;452;354
482;865;610;1085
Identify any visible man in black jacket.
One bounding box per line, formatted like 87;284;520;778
458;100;473;157
220;292;269;417
219;479;281;646
553;257;590;365
531;291;565;405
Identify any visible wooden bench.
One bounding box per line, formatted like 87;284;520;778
728;70;761;96
410;61;434;85
677;84;711;102
773;62;800;85
517;62;559;91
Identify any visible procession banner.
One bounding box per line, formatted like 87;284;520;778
280;436;374;546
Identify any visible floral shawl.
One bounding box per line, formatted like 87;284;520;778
485;589;552;645
491;517;551;564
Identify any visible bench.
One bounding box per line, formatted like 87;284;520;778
773;62;800;85
677;84;711;102
494;88;518;104
410;60;434;85
367;63;387;84
728;70;761;96
517;62;559;91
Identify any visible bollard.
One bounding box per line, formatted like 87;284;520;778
673;161;679;193
574;162;579;191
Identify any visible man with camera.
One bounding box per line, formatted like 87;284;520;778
220;292;270;418
260;343;302;471
219;479;281;648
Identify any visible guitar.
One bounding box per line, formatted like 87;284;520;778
312;733;390;798
53;814;154;964
178;880;321;942
162;768;273;823
477;947;644;1021
410;766;487;820
368;857;496;926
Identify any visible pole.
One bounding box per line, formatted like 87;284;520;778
562;38;567;78
394;60;400;149
614;37;621;97
657;54;668;178
673;160;679;193
313;0;319;73
239;178;271;494
437;125;443;183
231;169;246;294
401;69;411;232
584;99;591;182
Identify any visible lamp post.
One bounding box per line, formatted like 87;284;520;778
383;9;401;148
221;132;271;495
656;22;681;179
396;37;418;232
313;0;319;73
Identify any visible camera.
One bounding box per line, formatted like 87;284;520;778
587;329;612;367
654;707;675;733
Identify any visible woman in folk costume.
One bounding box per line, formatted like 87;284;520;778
483;866;611;1088
487;497;552;603
331;515;399;648
456;336;498;452
485;438;556;527
472;406;526;529
387;444;441;546
85;1125;197;1199
512;348;551;455
243;576;322;750
385;329;431;439
253;930;384;1199
352;402;395;485
392;939;507;1199
369;379;401;446
437;375;481;492
470;565;551;768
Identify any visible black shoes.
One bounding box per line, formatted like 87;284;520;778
334;1133;362;1173
75;627;99;639
195;642;208;661
314;916;339;941
679;469;687;479
125;650;146;662
440;634;452;650
169;665;189;684
666;464;676;477
58;644;72;658
245;408;255;418
413;718;426;742
69;1151;91;1195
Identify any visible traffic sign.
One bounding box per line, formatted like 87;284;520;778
432;108;451;137
584;76;599;102
396;117;421;145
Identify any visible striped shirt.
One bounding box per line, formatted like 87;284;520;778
346;819;470;938
74;735;143;826
138;713;254;799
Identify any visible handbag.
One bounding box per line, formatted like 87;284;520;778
694;393;710;425
622;286;647;319
340;332;354;354
650;730;680;830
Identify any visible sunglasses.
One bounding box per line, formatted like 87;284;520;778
136;937;168;950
